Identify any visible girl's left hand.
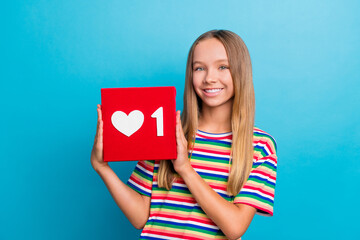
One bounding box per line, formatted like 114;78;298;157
172;110;191;175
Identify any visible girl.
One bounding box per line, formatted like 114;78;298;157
91;30;277;240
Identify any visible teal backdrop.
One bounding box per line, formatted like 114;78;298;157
1;0;359;239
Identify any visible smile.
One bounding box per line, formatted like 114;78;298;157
204;88;223;93
203;88;223;96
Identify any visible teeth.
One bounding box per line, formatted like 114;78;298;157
204;88;222;93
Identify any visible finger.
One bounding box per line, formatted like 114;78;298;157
177;111;187;144
94;106;100;141
99;118;103;144
97;104;103;121
95;105;102;143
176;111;182;143
178;112;186;140
176;127;182;147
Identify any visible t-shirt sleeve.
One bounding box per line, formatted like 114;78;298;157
233;135;278;216
127;160;155;197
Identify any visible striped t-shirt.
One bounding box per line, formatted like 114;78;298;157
127;127;277;239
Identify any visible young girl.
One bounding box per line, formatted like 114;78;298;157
91;30;277;240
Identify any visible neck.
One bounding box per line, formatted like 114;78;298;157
198;100;233;134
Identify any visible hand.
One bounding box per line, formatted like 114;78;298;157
172;110;191;175
91;104;109;172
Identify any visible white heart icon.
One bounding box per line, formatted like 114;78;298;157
111;110;144;137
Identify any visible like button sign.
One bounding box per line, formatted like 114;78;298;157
101;87;177;162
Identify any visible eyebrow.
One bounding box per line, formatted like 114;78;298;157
192;59;229;64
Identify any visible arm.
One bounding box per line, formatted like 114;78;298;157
91;104;150;229
95;165;150;229
179;166;255;239
172;111;256;240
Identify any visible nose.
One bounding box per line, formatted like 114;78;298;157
204;68;218;84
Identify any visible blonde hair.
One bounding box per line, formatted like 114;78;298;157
158;30;255;196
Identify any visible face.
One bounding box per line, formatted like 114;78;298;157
192;38;234;110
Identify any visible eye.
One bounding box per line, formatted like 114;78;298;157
194;67;204;71
219;65;229;70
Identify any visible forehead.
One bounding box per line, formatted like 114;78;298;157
193;38;228;63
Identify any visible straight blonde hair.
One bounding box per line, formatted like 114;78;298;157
158;30;255;196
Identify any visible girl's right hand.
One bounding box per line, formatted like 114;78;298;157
91;104;109;172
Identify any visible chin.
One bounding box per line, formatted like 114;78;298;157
203;101;226;108
201;98;234;109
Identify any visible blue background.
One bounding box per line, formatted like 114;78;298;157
1;0;359;239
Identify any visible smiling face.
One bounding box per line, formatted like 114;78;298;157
192;38;234;111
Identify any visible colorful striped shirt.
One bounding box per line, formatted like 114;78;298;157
127;127;277;239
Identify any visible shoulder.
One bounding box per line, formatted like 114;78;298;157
253;127;278;157
136;160;156;174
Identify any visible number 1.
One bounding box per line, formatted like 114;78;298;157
151;107;164;136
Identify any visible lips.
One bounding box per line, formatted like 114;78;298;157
204;88;222;93
203;88;223;96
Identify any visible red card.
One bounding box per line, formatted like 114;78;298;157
101;87;177;162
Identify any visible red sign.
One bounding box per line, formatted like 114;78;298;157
101;87;177;162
